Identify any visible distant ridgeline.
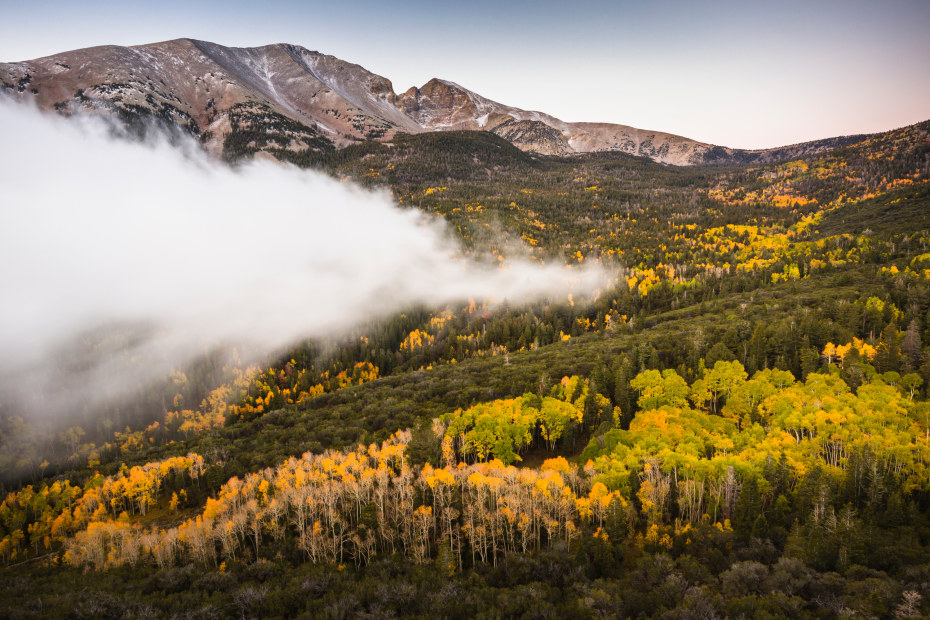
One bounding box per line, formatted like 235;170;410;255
0;38;889;166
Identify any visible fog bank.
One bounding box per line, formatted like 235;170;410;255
0;101;610;417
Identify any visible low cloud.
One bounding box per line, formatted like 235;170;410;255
0;101;610;418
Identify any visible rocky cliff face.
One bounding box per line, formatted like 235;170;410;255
0;39;874;165
0;39;413;159
491;119;571;156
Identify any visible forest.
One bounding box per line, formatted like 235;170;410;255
0;119;929;618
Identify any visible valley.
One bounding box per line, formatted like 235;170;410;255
1;39;929;618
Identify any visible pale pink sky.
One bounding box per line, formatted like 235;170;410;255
3;0;928;149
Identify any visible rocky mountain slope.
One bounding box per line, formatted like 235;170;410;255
1;38;873;165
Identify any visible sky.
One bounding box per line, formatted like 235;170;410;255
1;0;928;149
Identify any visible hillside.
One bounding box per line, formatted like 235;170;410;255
1;45;930;618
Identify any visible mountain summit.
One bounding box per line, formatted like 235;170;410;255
1;39;868;165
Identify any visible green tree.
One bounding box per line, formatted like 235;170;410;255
691;361;748;415
630;369;689;411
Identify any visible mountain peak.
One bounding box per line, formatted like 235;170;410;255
0;39;874;165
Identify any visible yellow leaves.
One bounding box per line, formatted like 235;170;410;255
441;436;455;467
295;384;325;405
575;497;593;521
770;193;817;208
541;457;570;473
257;479;271;506
429;310;453;330
853;338;877;361
589;481;609;500
644;523;661;544
781;160;809;174
203;497;223;521
467;471;498;490
425;467;456;489
327;362;380;389
400;329;435;352
794;211;823;234
499;505;516;524
832;338;877;363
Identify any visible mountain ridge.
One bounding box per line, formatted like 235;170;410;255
0;38;878;165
